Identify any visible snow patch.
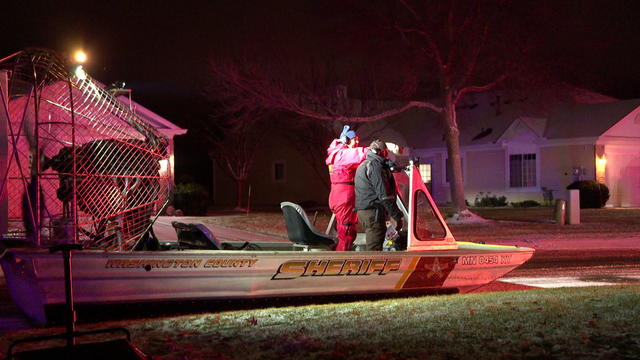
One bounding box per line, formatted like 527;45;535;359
445;209;491;224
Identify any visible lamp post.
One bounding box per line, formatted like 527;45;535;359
72;50;87;65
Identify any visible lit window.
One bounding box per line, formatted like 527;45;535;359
274;161;286;183
509;154;536;187
419;164;431;183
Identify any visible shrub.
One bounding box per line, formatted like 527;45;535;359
473;193;508;207
171;183;209;215
566;180;610;208
510;200;540;208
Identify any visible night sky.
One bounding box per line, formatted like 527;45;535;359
2;0;640;182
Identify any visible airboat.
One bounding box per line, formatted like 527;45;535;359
0;49;534;324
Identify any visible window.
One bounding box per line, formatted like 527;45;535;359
509;154;536;187
419;164;432;183
273;161;285;183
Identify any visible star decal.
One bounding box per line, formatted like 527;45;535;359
426;257;449;279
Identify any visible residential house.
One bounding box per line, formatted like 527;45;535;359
210;132;331;209
358;91;640;207
118;95;187;182
209;87;640;209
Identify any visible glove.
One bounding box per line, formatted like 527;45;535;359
338;125;350;143
394;217;404;232
384;159;398;171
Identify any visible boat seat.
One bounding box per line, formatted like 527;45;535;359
171;221;222;250
133;228;160;251
280;202;336;251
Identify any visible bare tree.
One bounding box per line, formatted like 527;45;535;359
198;111;273;210
273;115;336;191
207;0;574;217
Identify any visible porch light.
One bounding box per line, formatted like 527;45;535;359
596;154;606;183
159;159;168;176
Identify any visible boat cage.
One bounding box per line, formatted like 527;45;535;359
0;48;171;251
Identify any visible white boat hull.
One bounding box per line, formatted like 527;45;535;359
2;243;533;323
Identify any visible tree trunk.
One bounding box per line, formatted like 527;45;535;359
235;178;245;209
442;93;468;214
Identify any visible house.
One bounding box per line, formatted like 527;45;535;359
117;95;187;183
210;132;331;209
208;86;640;209
358;91;640;207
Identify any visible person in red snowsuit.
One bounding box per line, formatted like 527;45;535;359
325;125;368;251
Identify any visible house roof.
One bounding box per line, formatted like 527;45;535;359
545;99;640;139
358;90;640;150
8;81;159;143
358;93;544;149
118;95;187;137
496;117;547;142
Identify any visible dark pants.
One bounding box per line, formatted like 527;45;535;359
357;208;387;251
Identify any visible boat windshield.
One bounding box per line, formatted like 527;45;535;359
414;190;447;240
393;171;410;209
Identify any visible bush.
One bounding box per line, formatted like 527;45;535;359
473;193;508;207
510;200;540;208
566;180;610;208
171;183;209;215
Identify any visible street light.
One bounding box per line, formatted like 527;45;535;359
70;49;88;80
72;49;87;64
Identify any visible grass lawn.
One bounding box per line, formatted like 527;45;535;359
3;285;639;359
4;207;639;358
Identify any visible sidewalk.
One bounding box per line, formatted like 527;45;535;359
479;234;640;251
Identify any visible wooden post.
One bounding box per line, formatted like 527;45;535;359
554;199;566;225
246;185;251;215
567;189;581;225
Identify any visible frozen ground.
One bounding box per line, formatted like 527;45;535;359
2;210;639;334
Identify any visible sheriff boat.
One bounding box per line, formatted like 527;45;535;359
1;161;534;324
0;48;533;324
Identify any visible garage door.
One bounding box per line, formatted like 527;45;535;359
617;166;640;207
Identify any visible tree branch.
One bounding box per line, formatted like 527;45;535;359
456;21;490;89
455;73;509;103
392;25;444;68
336;101;443;122
448;0;457;42
398;0;421;20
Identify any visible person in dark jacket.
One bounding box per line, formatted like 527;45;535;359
354;140;404;251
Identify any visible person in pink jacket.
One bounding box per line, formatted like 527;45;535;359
325;125;368;251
